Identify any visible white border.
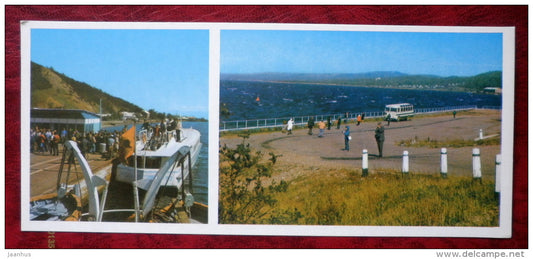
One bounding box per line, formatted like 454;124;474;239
20;21;515;237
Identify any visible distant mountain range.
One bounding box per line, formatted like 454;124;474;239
31;62;144;119
221;71;409;81
221;71;502;92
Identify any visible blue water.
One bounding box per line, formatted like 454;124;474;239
220;80;502;121
186;121;208;205
102;121;209;205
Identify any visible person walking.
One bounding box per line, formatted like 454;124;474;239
107;134;116;160
287;118;294;135
336;116;342;129
81;135;91;159
357;114;362;126
344;112;349;124
374;122;385;157
343;126;351;151
318;120;326;137
39;131;48;154
89;133;97;154
51;130;60;156
307;117;315;135
61;128;68;144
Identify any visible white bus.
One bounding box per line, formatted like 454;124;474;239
384;103;414;121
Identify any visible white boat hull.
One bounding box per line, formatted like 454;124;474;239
115;127;202;190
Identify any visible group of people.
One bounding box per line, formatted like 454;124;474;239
30;127;62;156
340;122;385;157
283;115;386;157
301;114;365;137
141;119;183;151
343;122;385;157
30;126;129;160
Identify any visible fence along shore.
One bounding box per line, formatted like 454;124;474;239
219;105;501;131
361;147;501;196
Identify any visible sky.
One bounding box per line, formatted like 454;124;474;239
31;29;209;119
31;28;503;119
221;30;503;77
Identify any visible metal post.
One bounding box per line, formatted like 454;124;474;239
440;148;447;178
402;151;409;174
472;148;482;181
362;149;368;177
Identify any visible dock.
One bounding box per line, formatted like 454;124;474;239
30;149;113;198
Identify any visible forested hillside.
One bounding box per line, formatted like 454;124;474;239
221;71;502;92
31;62;144;119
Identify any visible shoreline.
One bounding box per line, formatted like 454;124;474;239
222;79;499;94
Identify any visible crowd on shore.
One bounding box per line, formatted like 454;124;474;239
30;126;125;160
30;118;182;161
283;112;385;157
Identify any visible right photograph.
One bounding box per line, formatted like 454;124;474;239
218;29;505;227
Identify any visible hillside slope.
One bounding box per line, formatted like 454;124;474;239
31;62;143;118
221;71;502;92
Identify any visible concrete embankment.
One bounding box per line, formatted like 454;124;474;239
219;110;502;180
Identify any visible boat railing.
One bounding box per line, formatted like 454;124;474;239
62;140;195;222
141;127;187;150
219;105;493;131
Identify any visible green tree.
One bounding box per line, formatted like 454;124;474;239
220;102;231;119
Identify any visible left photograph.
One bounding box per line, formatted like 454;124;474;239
27;28;209;224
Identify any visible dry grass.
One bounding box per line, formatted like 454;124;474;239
396;135;501;148
269;168;499;226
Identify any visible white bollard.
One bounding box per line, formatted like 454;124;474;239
402;150;409;174
479;129;484;140
362;149;368;177
495;154;501;194
440;148;448;178
472;148;482;180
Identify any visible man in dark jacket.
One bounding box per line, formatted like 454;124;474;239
374;122;385;157
307;117;315;135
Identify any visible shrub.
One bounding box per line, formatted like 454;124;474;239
218;136;298;224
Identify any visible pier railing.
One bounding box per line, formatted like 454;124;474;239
220;105;497;131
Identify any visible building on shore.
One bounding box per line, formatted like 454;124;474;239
483;87;502;94
31;108;102;133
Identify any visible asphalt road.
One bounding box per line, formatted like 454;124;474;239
220;110;502;180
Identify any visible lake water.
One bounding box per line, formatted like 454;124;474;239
220;80;502;121
102;121;208;205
